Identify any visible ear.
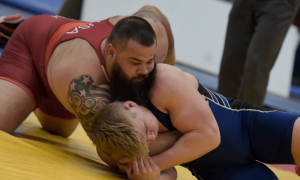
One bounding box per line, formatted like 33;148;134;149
106;44;116;61
123;101;138;110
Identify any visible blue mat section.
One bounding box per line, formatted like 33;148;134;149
0;0;65;14
291;85;300;97
0;48;2;56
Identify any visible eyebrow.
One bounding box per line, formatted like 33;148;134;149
130;55;155;62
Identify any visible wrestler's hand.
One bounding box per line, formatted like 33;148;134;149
118;156;160;180
118;157;132;164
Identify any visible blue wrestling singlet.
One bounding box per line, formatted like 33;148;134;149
147;80;299;180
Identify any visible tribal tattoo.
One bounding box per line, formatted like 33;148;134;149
67;75;112;132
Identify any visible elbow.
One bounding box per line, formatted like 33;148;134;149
211;127;221;149
205;126;221;150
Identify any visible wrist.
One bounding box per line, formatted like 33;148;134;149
152;151;173;171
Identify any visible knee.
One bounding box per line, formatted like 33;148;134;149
42;126;75;138
141;5;163;16
35;109;79;138
142;5;160;11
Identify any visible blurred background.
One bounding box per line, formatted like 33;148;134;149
0;0;300;176
0;0;299;113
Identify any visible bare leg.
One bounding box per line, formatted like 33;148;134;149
134;5;175;65
0;79;34;133
292;117;300;164
35;108;79;138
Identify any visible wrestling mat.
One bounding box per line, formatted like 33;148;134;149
0;113;298;180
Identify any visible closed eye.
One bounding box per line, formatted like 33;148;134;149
132;61;140;65
146;60;153;64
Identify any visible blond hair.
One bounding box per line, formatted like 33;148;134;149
88;102;149;157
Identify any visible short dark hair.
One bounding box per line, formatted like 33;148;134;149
107;16;156;50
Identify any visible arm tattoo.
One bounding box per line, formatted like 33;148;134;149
67;75;112;132
133;11;159;23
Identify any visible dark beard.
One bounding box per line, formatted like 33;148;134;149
109;62;157;106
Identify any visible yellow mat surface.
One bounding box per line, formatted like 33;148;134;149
0;113;298;180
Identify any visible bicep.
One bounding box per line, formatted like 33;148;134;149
67;75;112;131
162;74;216;134
170;94;215;133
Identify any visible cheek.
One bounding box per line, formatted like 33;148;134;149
147;63;154;71
120;63;135;77
124;68;136;78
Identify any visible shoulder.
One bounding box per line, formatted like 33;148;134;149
48;38;105;98
155;64;184;84
151;64;184;98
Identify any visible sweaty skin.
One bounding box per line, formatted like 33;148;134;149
144;64;221;171
47;6;175;133
44;7;180;178
102;64;300;180
97;64;221;179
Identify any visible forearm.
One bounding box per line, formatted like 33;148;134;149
148;130;182;156
159;167;177;180
153;130;220;171
96;147;118;169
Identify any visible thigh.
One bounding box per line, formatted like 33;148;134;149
0;79;34;133
292;117;300;164
249;110;299;164
195;161;277;180
0;21;40;133
223;162;278;180
35;108;79;138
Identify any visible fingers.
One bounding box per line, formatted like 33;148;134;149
138;156;147;174
117;162;127;172
147;156;159;171
126;163;133;180
119;157;132;164
117;162;133;179
133;156;150;175
132;157;139;174
143;155;151;171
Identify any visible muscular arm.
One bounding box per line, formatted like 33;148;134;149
148;130;182;156
96;130;181;167
67;75;112;132
134;6;175;65
151;67;221;171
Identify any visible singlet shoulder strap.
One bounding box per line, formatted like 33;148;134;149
147;101;175;130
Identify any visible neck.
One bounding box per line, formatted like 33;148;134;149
143;107;159;126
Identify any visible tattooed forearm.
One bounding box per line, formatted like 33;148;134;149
68;75;112;132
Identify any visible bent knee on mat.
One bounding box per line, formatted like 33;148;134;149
35;108;79;138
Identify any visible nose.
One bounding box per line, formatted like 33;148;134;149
137;64;148;75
